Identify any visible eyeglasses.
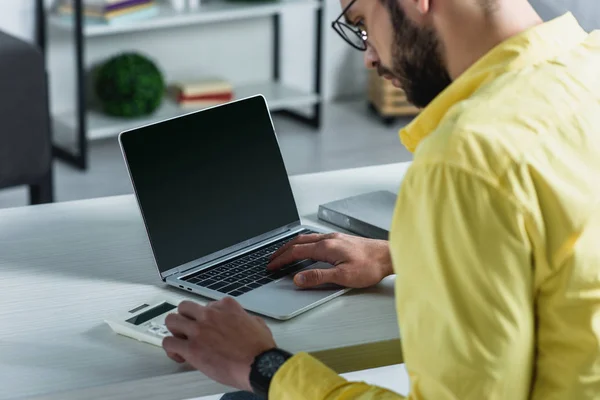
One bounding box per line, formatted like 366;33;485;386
331;0;368;51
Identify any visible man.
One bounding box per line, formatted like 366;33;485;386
162;0;600;398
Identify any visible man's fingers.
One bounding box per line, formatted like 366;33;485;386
267;243;320;270
294;267;340;288
269;238;341;270
209;296;244;313
167;351;186;363
162;336;188;361
178;300;204;321
165;313;195;338
269;233;330;262
254;315;269;329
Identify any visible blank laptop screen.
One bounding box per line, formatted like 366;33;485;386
120;96;300;275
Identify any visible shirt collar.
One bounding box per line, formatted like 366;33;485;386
399;13;588;153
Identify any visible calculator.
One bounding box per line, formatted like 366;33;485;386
105;296;187;347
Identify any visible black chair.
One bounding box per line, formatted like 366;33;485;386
0;30;53;205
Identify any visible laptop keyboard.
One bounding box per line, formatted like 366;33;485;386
182;230;316;297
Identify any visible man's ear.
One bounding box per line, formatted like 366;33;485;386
416;0;431;14
402;0;431;16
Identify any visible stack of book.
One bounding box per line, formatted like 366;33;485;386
170;79;235;109
57;0;159;25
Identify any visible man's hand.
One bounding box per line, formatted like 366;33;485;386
268;232;393;289
162;298;276;392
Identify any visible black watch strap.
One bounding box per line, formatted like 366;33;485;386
249;348;294;399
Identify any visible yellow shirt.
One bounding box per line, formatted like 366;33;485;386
271;13;600;400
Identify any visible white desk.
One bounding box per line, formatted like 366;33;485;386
0;162;411;400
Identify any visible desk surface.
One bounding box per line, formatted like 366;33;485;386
0;162;411;400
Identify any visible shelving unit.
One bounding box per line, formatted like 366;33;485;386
48;0;320;36
36;0;324;170
56;82;319;141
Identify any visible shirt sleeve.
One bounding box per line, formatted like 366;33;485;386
390;163;535;399
270;352;405;400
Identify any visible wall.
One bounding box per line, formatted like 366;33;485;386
531;0;600;31
0;0;35;41
0;0;598;109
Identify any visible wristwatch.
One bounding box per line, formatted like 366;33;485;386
249;348;294;399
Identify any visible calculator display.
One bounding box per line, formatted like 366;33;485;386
126;302;177;326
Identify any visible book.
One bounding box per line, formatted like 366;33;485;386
59;1;155;19
177;93;233;102
58;4;159;24
62;0;139;6
171;79;233;97
60;0;152;14
317;191;397;240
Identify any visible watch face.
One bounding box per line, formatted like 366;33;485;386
257;352;287;378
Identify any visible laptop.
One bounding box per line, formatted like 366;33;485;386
119;95;349;320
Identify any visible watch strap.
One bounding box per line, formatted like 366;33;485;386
249;348;293;399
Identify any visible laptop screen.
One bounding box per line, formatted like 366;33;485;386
120;96;300;275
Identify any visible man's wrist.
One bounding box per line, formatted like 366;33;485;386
376;240;394;277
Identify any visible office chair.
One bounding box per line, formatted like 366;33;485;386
0;29;53;205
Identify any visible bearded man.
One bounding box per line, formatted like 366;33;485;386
162;1;600;398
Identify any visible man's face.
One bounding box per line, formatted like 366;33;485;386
342;0;452;108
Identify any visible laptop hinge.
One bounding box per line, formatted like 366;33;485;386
164;269;179;279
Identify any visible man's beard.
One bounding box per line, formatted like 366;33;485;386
382;0;452;109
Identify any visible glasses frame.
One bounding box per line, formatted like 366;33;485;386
331;0;368;51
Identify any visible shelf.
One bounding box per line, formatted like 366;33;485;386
53;82;319;141
49;0;321;37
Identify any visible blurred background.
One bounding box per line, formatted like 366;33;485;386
0;0;596;209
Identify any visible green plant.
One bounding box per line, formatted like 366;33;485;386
94;52;165;118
